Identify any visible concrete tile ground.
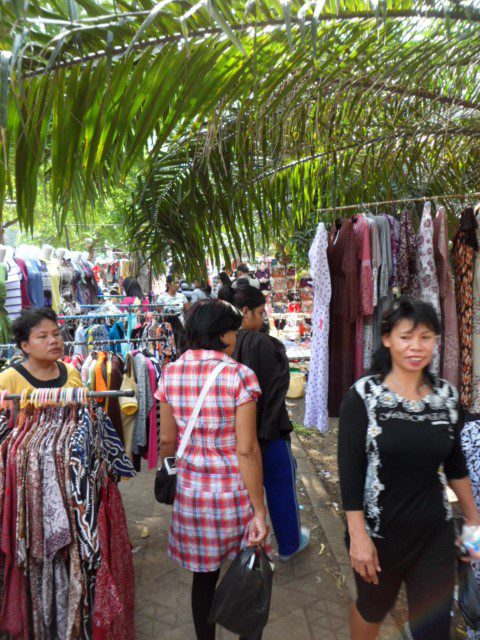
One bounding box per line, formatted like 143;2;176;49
120;460;352;640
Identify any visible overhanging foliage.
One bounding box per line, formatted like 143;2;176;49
2;1;480;273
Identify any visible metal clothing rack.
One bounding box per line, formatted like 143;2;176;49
58;313;128;320
2;389;137;401
64;337;167;347
79;304;159;310
0;336;170;350
315;190;480;216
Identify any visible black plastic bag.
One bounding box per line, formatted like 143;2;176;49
209;546;273;638
458;559;480;631
154;463;176;504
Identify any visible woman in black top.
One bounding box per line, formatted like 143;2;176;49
219;284;309;561
339;297;480;640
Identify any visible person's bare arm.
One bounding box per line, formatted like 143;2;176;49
346;511;381;585
449;477;480;526
235;401;267;545
159;402;177;461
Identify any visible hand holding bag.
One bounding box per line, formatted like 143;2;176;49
208;546;274;638
458;558;480;630
155;361;227;504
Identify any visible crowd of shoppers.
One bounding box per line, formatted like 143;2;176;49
154;282;480;640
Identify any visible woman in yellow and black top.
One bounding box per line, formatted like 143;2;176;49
0;308;82;397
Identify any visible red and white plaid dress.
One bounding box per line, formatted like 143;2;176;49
155;349;262;572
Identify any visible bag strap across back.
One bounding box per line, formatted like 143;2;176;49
176;361;228;460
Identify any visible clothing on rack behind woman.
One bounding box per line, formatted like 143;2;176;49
0;400;135;640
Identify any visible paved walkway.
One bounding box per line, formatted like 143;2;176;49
119;436;399;640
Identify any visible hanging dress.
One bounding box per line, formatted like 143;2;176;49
362;217;381;371
471;213;480;412
304;222;331;432
398;210;419;296
452;207;478;408
327;219;359;418
433;207;460;388
353;215;374;380
416;202;441;374
371;215;393;350
385;214;401;288
59;259;81;315
44;259;61;313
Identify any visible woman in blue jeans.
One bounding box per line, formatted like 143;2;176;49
219;283;309;560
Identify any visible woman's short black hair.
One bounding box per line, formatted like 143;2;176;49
12;307;59;351
218;272;231;287
184;299;242;351
123;277;144;300
218;283;265;311
370;296;440;382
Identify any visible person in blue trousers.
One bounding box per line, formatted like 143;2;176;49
219;283;309;560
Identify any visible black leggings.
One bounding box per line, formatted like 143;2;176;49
191;570;262;640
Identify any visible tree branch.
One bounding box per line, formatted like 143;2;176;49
20;8;480;79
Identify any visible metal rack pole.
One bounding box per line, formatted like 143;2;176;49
3;389;135;401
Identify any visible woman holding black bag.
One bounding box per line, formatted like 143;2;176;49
156;299;268;640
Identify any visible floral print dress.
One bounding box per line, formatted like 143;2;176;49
452;207;478;408
416;202;441;373
304;222;332;432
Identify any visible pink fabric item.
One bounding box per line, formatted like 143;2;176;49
0;420;30;639
145;358;158;470
353;216;374;380
119;296;149;312
433;207;460;387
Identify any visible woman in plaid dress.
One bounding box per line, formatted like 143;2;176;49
156;300;267;640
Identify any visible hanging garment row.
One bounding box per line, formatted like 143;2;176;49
1;253;100;319
305;203;479;431
0;390;135;640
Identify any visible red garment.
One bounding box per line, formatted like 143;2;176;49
145;358;158;471
93;479;135;640
327;220;359;417
0;417;30;639
352;216;373;380
14;258;32;309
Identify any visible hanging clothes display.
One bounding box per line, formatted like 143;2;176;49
304;222;331;432
385;214;400;288
327;218;358;417
39;260;52;307
433;207;460;387
398;210;419;296
13;258;32;309
452;207;478;408
471;209;480;412
362;217;381;371
44;258;62;313
25;258;45;308
416;202;441;373
353;215;374;379
59;258;81;315
371;214;393;350
5;258;22;320
0;398;136;640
